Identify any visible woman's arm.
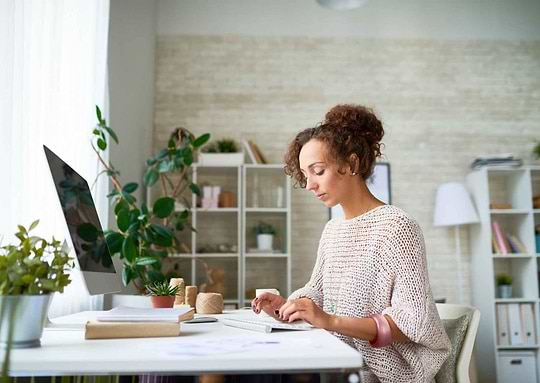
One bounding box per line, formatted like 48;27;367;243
327;314;410;343
279;297;410;343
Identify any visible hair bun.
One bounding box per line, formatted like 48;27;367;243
324;104;384;144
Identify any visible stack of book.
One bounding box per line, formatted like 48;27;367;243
492;221;528;254
496;303;537;346
470;154;522;169
85;306;194;339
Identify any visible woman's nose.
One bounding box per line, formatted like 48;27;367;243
306;177;317;192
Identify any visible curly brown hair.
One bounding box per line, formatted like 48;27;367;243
284;104;384;188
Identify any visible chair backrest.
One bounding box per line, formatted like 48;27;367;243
436;303;481;383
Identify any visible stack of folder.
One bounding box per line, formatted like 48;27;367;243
85;306;194;339
496;303;537;346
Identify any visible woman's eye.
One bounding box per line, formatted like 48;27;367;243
315;170;325;176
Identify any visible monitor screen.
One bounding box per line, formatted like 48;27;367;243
44;145;121;295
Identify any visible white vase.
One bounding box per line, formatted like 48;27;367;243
257;234;274;251
0;294;52;348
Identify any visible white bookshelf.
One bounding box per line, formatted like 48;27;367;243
148;163;291;308
467;166;540;382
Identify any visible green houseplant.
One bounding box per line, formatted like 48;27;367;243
252;221;276;251
0;220;73;381
199;138;243;166
532;141;540;160
496;273;513;299
92;106;210;290
146;281;179;308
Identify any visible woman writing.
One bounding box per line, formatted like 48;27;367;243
253;104;450;383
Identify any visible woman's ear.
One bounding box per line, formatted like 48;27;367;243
349;154;359;176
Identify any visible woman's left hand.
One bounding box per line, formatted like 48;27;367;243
277;298;332;329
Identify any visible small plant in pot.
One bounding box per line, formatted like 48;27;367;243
496;273;513;299
0;220;73;380
146;281;180;308
253;221;276;251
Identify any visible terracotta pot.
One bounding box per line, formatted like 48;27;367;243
150;296;175;308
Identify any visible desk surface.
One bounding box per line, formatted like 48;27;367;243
7;310;363;376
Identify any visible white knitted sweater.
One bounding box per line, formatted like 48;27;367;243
289;205;450;383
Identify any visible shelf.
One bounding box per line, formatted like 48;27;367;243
492;254;535;259
497;345;539;350
245;253;289;258
245;208;288;213
244;164;285;169
194;208;239;213
490;209;530;214
533;209;540;214
195;253;240;258
495;298;538;303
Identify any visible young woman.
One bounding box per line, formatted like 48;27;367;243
252;105;450;383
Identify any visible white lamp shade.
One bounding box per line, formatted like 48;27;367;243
316;0;370;10
433;182;479;227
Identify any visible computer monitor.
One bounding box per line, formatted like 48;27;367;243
43;145;121;296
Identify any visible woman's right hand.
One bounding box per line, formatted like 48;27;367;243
252;293;286;319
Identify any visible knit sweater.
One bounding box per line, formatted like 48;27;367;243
289;205;450;383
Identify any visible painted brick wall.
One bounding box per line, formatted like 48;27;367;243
154;35;540;304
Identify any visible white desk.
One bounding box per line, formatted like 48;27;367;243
7;311;363;377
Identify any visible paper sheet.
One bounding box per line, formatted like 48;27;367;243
161;336;318;357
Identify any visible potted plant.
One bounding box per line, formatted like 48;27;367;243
146;281;180;308
496;273;513;298
0;221;73;380
92;106;210;291
532;141;540;161
199;138;244;166
253;221;276;251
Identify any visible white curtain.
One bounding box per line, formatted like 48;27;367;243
0;0;110;316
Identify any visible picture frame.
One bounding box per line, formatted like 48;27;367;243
329;162;392;220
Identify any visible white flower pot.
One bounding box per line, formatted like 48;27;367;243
257;234;274;251
199;153;244;166
0;294;52;348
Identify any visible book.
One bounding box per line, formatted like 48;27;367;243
242;139;257;164
96;306;194;323
85;321;181;339
492;222;510;255
249;140;267;164
508;235;528;254
492;236;501;254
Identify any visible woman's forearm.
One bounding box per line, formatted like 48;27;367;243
326;314;410;343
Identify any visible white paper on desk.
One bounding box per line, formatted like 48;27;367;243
96;306;192;322
162;336;319;357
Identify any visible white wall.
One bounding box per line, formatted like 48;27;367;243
158;0;540;40
107;0;157;295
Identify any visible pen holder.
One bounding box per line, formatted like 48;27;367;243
169;278;185;305
196;293;223;314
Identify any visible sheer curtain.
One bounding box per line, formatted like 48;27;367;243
0;0;111;316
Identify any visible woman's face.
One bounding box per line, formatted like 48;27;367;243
298;139;348;208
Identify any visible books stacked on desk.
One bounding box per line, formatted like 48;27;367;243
85;306;194;339
470;154;522;170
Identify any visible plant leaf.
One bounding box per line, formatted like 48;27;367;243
135;257;158;266
193;133;211;148
103;126;119;144
122;182;138;194
116;210;130;232
96;105;103;123
122;237;137;262
28;220;39;231
97;138;107;150
153;197;175;218
143;168;159;187
189;183;201;197
105;232;124;254
77;223;99;242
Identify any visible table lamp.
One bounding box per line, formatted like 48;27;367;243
433;182;479;303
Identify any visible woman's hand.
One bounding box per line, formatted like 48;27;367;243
277;298;332;329
252;293;286;318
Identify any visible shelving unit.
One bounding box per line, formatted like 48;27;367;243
148;163;291;308
467;166;540;382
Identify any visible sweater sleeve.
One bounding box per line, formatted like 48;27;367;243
287;222;329;307
381;216;450;363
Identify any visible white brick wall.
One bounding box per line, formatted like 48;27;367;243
154;35;540;304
